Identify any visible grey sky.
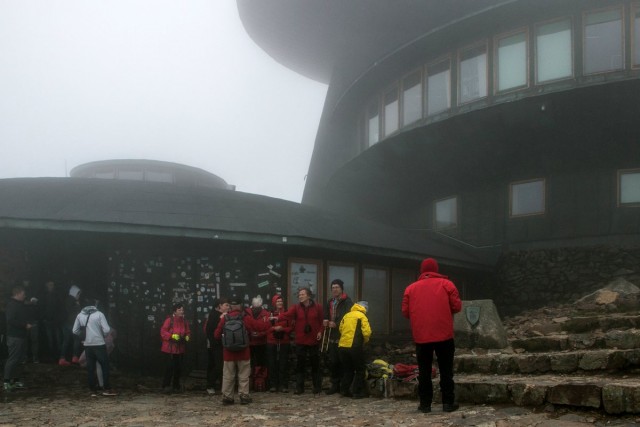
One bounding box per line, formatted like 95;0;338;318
0;1;327;202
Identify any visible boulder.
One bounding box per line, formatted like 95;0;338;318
454;300;508;349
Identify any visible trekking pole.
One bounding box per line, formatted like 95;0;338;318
320;326;330;353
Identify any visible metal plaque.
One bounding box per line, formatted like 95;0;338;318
465;306;481;326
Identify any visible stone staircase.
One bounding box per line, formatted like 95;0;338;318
450;283;640;414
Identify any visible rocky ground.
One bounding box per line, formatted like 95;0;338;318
1;370;639;427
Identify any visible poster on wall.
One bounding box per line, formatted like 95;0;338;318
289;258;322;304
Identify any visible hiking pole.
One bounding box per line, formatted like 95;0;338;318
320;326;330;353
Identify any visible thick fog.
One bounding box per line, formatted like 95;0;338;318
0;1;327;202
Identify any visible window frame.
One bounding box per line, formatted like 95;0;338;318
632;1;640;69
509;178;546;218
326;261;359;301
457;41;489;105
433;195;459;230
582;5;625;76
366;97;381;147
617;168;640;207
400;68;424;127
426;55;452;117
360;265;390;334
534;17;575;84
494;27;530;94
382;83;400;138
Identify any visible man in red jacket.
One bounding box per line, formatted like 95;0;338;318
402;258;462;414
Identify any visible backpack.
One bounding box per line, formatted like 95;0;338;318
76;312;92;343
221;313;249;351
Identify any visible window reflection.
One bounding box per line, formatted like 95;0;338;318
367;101;380;146
497;31;527;91
427;59;451;115
402;71;422;126
620;171;640;204
383;86;399;136
435;197;458;229
510;179;545;217
536;20;573;83
584;8;623;74
459;44;488;103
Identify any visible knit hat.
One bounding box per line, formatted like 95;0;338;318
420;258;439;274
357;301;369;312
330;279;344;290
271;294;283;308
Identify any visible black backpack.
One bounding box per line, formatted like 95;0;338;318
76;312;92;342
221;313;249;352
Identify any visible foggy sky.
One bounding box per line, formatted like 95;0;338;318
0;1;327;202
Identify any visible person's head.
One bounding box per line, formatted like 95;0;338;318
69;285;82;300
272;294;283;310
298;287;312;304
172;302;185;317
215;297;229;314
12;286;25;301
45;281;55;292
228;298;242;311
356;300;369;313
251;296;263;309
420;258;439;274
330;279;344;298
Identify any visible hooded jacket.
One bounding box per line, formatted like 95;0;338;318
401;258;462;344
279;300;323;346
324;292;353;341
338;302;371;349
245;305;270;346
72;306;111;347
160;313;191;354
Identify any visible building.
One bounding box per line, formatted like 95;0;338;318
238;0;640;313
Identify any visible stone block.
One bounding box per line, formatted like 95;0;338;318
579;351;609;370
602;383;640;414
550;353;579;373
456;380;510;404
387;380;416;399
515;354;551;374
509;383;548;406
548;383;602;408
605;329;640;350
454;300;508;349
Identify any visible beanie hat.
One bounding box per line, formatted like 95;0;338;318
271;294;283;308
357;301;369;312
420;258;439;273
68;285;81;299
330;279;344;290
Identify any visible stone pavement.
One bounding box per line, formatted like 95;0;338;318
1;385;639;427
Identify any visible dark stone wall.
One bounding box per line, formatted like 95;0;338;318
492;246;640;317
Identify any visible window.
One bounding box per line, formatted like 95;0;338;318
619;170;640;205
367;101;380;146
536;19;573;83
402;71;423;126
434;196;458;229
510;179;545;217
584;8;624;74
633;4;640;67
459;44;488;104
327;263;357;300
427;59;451;116
383;86;399;137
361;267;388;334
496;30;528;92
145;170;173;183
289;259;322;306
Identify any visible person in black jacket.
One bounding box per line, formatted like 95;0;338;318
4;286;33;391
204;297;229;395
323;279;353;395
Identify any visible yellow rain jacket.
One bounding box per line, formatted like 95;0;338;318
338;302;372;348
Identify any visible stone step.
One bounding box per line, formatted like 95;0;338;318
454;348;640;375
506;313;640;337
455;373;640;415
509;329;640;353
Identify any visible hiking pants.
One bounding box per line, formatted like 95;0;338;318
295;344;321;392
416;339;455;406
162;353;184;390
4;337;26;382
326;342;342;389
86;344;111;391
267;343;290;390
206;345;223;389
222;359;250;399
339;346;365;396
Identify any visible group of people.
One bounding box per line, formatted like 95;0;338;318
4;282;117;396
5;256;463;414
160;279;372;405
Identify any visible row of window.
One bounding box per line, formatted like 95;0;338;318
434;169;640;230
364;3;640;147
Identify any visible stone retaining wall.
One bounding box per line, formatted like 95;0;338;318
491;246;640;317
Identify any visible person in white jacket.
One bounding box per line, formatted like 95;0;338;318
73;301;117;396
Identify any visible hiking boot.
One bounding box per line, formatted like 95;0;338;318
443;403;459;412
71;356;80;364
102;389;117;396
90;390;99;397
206;388;216;395
58;358;71;367
239;395;252;405
418;405;431;413
222;397;234;405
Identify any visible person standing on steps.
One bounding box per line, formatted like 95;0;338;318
402;257;461;414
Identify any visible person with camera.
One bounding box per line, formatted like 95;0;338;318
160;302;191;393
266;294;293;393
276;287;323;394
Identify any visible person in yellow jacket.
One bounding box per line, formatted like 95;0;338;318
338;301;371;399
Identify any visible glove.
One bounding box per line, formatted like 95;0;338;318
171;334;180;341
184;335;190;342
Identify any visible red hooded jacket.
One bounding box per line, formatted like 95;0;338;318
267;294;293;345
401;258;462;344
279;300;323;346
160;315;191;355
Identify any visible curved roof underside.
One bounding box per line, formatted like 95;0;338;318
0;178;492;269
236;0;509;83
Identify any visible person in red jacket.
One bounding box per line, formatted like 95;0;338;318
277;287;323;394
245;296;270;371
214;299;253;405
266;294;293;393
160;303;191;393
402;258;462;414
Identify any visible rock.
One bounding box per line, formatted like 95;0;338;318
602;383;640;414
548;383;602;408
454;300;508;349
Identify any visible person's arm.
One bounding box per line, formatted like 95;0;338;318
401;286;411;319
99;313;111;337
72;314;82;336
214;315;225;340
448;281;462;314
361;315;372;344
159;317;172;341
